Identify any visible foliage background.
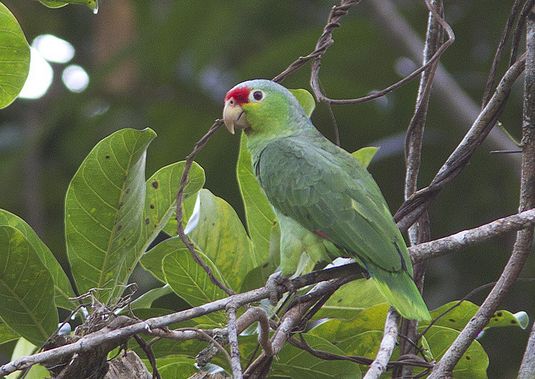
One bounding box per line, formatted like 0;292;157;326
0;1;532;377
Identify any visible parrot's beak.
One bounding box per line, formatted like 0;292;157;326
223;99;249;134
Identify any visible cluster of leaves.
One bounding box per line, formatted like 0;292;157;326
0;127;528;378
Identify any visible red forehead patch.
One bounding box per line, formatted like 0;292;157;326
225;86;250;105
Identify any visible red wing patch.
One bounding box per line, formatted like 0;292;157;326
313;229;330;240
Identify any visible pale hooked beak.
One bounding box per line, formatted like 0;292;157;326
223;99;250;134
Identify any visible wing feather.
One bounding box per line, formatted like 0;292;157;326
257;136;410;274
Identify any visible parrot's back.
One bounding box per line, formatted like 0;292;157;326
253;132;430;321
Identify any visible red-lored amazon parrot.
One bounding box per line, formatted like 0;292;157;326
223;79;430;321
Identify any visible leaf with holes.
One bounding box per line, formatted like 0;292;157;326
419;325;488;378
237;133;276;265
142;161;204;247
272;334;361;378
0;209;75;310
0;3;30;109
66;128;156;304
0;226;58;346
422;300;529;331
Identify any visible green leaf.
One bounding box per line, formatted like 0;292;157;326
39;0;98;11
187;189;256;290
423;300;529;331
0;3;30;109
0;209;75;310
272;334;361;378
162;244;227;324
351;146;379;168
152;355;197;377
288;88;316;117
6;338;49;379
419;325;488;378
129;285;173;310
66;128;156;304
0;226;58;346
142;161;204;249
237;133;276;265
0;321;19;345
314;279;387;319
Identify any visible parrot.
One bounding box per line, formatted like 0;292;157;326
222;79;430;321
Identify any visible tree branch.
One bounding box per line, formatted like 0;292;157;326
363;309;400;379
395;54;526;231
368;0;520;162
516;6;535;378
0;264;359;377
429;6;535;376
226;303;243;378
398;1;443;376
409;208;535;262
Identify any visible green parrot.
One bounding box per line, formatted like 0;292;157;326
223;79;430;321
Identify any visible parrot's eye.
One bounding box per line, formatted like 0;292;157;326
252;90;264;101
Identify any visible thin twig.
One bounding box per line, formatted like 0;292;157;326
363;309;400;379
395;54;526;231
309;0;454;105
430;9;535;376
398;1;443;376
481;0;525;107
226;304;243;378
368;0;520;162
133;335;161;379
174;120;235;296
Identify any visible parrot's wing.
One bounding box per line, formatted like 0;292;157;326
257;136;410;275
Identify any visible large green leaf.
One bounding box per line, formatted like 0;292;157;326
237;133;276;265
0;226;58;346
142;161;204;249
419;325;488;378
186;189;256;290
161;244;227;324
0;321;19;345
129;285;173;310
314;278;387;319
66;128;156;304
423;300;529;331
0;210;74;310
272;334;361;378
39;0;98;11
0;3;30;109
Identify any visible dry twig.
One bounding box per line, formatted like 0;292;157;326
363;309;400;379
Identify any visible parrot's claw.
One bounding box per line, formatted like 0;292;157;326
266;272;295;305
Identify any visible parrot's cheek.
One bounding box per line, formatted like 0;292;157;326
223;102;250;134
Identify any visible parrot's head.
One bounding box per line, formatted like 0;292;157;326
223;79;310;137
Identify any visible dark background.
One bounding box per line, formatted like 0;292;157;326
0;1;532;377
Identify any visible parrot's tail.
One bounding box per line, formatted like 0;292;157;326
368;267;431;321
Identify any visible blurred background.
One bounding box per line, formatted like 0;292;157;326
0;1;531;377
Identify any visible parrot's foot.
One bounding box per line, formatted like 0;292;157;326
266;272;295;305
